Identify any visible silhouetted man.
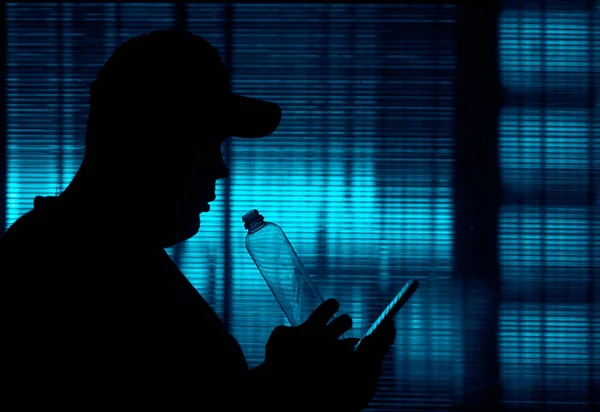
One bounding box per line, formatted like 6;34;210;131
0;30;395;411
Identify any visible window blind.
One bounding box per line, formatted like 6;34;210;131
5;3;458;411
498;0;599;410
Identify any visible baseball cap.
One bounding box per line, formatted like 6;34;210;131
89;30;281;139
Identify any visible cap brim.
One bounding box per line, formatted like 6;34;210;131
227;94;282;138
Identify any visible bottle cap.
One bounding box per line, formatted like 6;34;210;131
242;209;265;230
242;209;260;223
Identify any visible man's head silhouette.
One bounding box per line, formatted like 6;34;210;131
60;30;281;247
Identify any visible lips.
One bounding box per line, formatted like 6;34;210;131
197;195;215;213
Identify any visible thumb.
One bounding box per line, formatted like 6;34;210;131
265;325;293;355
373;319;396;350
340;337;361;352
355;319;396;361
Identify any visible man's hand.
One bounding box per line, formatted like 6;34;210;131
260;299;397;411
265;299;357;367
349;318;397;411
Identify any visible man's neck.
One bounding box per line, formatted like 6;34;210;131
56;183;161;248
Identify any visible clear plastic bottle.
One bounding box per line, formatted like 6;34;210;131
242;209;326;327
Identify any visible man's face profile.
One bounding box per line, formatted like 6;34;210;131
147;130;230;248
104;103;230;248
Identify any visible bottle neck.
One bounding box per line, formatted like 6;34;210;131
245;214;266;234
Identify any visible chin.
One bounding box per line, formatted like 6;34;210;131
160;214;201;248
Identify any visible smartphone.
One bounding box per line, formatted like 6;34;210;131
354;279;419;350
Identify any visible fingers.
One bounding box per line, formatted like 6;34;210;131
326;313;353;338
301;298;339;330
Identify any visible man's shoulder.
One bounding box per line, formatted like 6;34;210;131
0;205;113;290
0;209;48;256
0;201;201;303
3;205;80;251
